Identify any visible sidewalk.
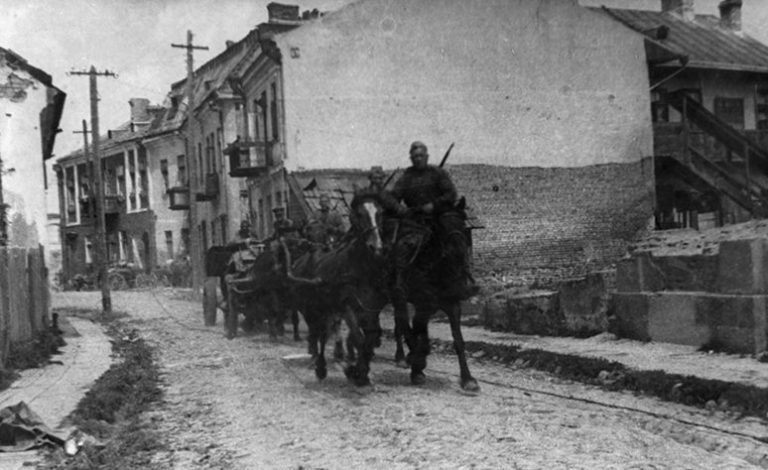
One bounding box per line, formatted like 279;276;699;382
381;312;768;391
0;315;112;470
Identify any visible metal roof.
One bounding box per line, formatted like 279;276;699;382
291;169;370;217
600;7;768;73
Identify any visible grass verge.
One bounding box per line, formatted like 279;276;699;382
431;338;768;420
42;323;164;469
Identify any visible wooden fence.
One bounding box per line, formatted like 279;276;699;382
0;246;49;368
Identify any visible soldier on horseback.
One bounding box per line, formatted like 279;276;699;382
313;194;346;245
388;141;476;305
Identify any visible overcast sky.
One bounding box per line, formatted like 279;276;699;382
2;0;767;160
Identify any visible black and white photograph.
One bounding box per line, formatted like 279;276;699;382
1;0;768;468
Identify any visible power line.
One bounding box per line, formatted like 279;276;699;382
172;31;209;298
67;66;117;317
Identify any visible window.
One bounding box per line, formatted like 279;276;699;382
138;152;148;209
177;155;187;186
714;97;744;129
757;87;768;130
104;154;121;196
181;228;190;256
128;150;137;210
197;143;203;185
65;166;77;224
84;236;93;264
119;231;131;262
207;133;215;173
270;82;279;141
216;129;223;172
117;163;126;197
260;91;268;142
253;98;261;140
165;231;174;259
77;163;90;219
160;159;169;191
108;233;119;262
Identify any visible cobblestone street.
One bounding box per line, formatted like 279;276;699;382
52;290;768;469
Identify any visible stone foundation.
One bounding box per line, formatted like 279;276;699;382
482;272;611;336
612;239;768;354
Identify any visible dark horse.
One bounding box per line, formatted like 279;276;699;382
345;200;480;392
286;193;388;381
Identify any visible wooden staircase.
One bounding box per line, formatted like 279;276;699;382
663;91;768;218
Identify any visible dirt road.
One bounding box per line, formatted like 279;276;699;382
55;290;768;469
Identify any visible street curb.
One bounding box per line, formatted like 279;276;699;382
429;337;768;421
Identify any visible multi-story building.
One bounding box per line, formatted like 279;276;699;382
603;0;768;229
55;98;186;282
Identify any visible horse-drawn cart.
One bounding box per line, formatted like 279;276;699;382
203;241;267;338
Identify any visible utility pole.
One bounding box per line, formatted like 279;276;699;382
68;66;117;316
172;31;208;295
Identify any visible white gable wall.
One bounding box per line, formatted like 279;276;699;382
276;0;652;170
0;60;50;247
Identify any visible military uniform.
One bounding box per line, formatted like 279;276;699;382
388;165;454;300
389;144;475;301
315;210;345;239
273;218;297;237
390;165;458;215
306;195;346;247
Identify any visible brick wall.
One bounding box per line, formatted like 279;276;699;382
451;159;654;287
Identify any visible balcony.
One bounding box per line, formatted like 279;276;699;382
167;186;190;211
103;194;125;214
196;172;219;201
224;140;273;178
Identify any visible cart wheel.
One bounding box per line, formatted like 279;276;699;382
107;273;128;291
134;273;158;290
203;277;218;326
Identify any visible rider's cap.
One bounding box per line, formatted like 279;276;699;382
272;206;286;213
410;141;427;154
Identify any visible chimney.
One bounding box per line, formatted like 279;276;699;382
267;3;300;23
718;0;742;31
661;0;695;21
129;98;150;123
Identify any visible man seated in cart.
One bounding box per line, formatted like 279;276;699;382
227;219;262;276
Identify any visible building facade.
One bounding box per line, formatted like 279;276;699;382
604;0;768;229
55;99;187;281
0;47;65;249
231;0;656;285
